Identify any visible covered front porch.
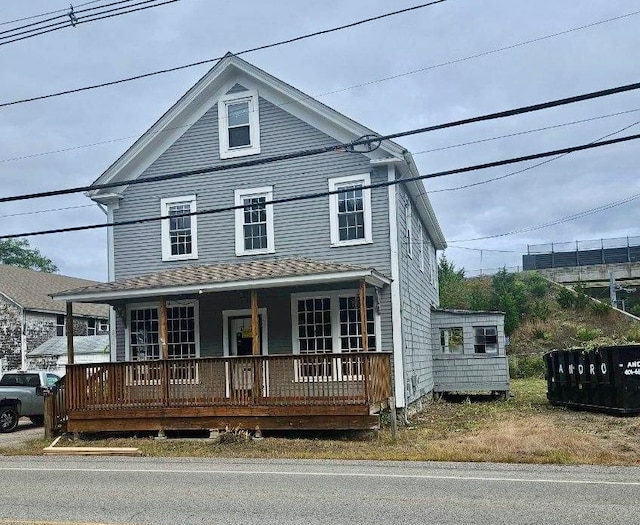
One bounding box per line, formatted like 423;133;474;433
54;258;394;432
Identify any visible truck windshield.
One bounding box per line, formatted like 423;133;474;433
0;374;40;387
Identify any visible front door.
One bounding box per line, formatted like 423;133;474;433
228;315;266;396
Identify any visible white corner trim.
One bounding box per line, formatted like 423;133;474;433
160;195;199;262
387;164;406;408
328;173;372;247
234;186;275;256
222;308;269;357
218;89;261;159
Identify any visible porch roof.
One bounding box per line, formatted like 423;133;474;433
51;258;391;303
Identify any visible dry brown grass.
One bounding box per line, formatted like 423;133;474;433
2;379;639;466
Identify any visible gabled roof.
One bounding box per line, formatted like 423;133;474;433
88;53;446;249
52;258;391;302
0;264;109;318
28;335;109;357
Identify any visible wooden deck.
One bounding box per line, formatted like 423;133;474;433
63;353;392;432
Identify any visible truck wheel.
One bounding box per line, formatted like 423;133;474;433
30;416;44;426
0;406;19;433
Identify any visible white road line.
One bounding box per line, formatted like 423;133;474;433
0;466;638;486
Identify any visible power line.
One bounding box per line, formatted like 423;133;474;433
0;1;447;108
2;79;640;204
0;0;179;47
448;190;640;243
0;0;102;26
2;132;640;240
423;114;640;194
0;204;95;220
5;105;639;167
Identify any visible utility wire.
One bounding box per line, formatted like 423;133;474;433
425;114;640;194
5;105;639;167
0;204;95;219
2;79;640;204
0;0;179;47
449;190;640;243
2;132;640;240
0;0;102;26
2;2;633;109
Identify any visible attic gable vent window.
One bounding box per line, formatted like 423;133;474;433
219;90;261;159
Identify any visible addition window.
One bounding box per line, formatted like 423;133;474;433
474;326;498;354
56;314;65;336
161;196;198;261
98;319;109;332
328;174;372;247
234;186;275;256
218;90;261;159
440;327;464;354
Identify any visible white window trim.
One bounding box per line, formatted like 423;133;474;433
418;222;424;273
161;195;198;262
218;90;261;159
234;186;275;256
328;173;373;247
406;203;413;259
124;300;201;362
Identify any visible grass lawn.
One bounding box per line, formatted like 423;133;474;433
2;379;639;465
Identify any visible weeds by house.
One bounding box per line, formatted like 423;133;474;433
2;379;639;466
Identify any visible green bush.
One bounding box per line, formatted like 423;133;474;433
528;300;550;321
509;354;546;379
556;288;575;309
524;274;550;298
575;325;602;342
631;304;640;318
626;325;640;343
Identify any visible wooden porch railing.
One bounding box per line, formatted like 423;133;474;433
65;353;392;412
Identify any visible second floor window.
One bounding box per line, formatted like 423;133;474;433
234;186;275;256
56;314;65;336
328;174;372;247
161;196;198;261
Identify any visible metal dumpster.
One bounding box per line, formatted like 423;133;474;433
544;345;640;415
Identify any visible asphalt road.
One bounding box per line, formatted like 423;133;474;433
0;456;638;525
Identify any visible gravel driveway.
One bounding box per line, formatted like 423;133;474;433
0;418;43;448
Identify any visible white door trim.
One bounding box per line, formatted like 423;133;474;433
222;308;269;357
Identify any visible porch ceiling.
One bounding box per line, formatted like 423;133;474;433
51;257;391;303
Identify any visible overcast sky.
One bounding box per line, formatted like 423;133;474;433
1;0;639;281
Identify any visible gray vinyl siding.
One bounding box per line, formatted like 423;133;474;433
431;310;510;393
396;183;440;405
113;282;392;361
113;93;391;280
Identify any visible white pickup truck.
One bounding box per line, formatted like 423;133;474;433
0;370;61;433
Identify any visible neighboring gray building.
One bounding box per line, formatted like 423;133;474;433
27;335;110;372
0;265;109;370
54;54;507;414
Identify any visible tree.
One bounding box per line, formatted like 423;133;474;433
0;239;58;272
437;255;469;309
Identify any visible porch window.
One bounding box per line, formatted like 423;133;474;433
474;326;498;354
440;327;463;354
234;186;275;255
293;291;379;380
129;307;160;361
328;174;372;247
161;195;198;261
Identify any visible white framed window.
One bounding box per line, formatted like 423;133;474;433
291;290;380;381
87;318;96;336
218;90;261;159
161;195;198;261
98;319;109;332
440;327;464;354
430;246;437;284
328;174;372;247
234;186;275;256
418;222;424;272
405;203;413;258
125;301;200;385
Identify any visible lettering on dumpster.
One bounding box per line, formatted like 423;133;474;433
557;360;607;376
624;361;640;376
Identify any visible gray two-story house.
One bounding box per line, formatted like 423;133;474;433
54;54;508;433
